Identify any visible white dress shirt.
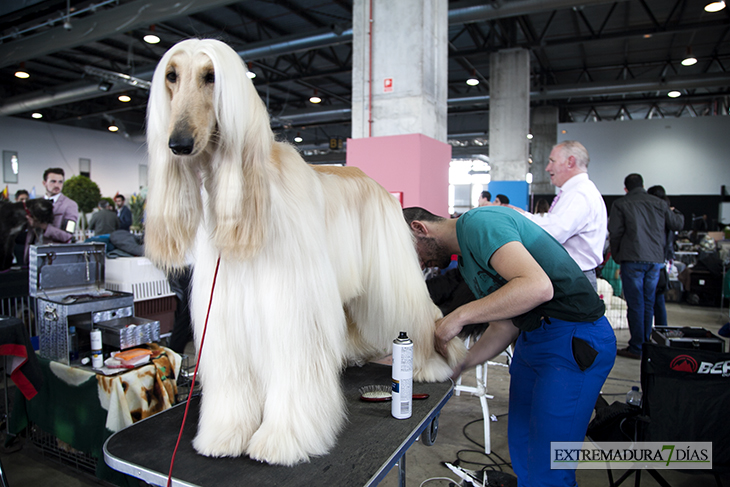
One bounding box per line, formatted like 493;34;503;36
524;172;607;271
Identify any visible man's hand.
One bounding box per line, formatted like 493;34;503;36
25;214;48;231
434;311;465;357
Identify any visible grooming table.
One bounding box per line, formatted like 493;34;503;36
104;363;453;486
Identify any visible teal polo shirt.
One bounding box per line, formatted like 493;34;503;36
456;207;605;332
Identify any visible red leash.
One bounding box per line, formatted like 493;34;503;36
167;256;221;487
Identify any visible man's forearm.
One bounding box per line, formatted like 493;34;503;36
462;319;519;370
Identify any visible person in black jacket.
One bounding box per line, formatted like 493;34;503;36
114;194;133;231
608;174;684;359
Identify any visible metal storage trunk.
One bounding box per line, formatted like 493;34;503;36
651;326;726;353
29;243;159;364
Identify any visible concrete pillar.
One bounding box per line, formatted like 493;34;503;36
351;0;448;141
530;106;559;196
348;0;451;216
488;48;530;208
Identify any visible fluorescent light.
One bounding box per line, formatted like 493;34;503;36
118;95;131;102
31;113;43;119
15;70;29;79
704;1;726;12
144;34;160;44
667;91;682;98
466;78;479;86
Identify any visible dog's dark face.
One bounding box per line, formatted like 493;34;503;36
0;198;53;269
0;198;54;235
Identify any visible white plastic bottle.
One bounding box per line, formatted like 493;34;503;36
391;332;413;419
90;329;103;368
626;386;642;407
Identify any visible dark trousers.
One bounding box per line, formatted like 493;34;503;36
620;262;663;355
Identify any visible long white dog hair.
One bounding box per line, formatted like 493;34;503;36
146;38;466;466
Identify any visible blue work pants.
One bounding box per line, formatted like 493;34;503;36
508;317;616;487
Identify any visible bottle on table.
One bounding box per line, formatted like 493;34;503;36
626;386;642;407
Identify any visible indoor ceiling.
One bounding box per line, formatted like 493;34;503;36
0;0;728;163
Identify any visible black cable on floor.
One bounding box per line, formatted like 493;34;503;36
452;418;513;476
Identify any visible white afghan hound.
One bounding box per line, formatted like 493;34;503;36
145;38;465;466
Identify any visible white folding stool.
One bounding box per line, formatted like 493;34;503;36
453;334;512;454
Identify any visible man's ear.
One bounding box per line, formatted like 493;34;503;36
410;220;428;237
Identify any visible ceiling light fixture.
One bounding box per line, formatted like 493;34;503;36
526;133;534;140
118;94;131;102
144;25;160;44
246;62;256;79
667;90;682;98
108;124;119;132
309;90;322;104
98;81;113;92
15;62;29;79
704;1;726;12
681;47;697;66
466;70;479;86
294;133;303;143
31;113;43;119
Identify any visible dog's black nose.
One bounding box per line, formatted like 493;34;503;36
169;137;194;155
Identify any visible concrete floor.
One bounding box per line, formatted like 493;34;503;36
1;302;729;487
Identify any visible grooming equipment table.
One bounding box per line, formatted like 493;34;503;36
104;363;453;486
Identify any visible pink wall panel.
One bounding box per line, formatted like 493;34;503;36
346;134;450;217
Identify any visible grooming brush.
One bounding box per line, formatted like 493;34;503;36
358;385;429;402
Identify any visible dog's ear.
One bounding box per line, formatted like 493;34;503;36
208;41;272;261
144;41;203;271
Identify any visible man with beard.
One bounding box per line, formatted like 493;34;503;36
27;167;78;245
403;206;615;487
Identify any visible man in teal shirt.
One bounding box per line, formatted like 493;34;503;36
404;206;616;487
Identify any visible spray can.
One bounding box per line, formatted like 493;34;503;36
90;328;103;369
392;331;413;419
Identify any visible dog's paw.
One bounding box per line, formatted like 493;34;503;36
193;420;256;458
246;422;322;466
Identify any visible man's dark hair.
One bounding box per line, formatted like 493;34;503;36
403;207;446;226
115;194;126;202
496;194;510;204
99;200;110;209
15;189;29;200
647;185;666;199
43;167;65;181
624;173;643;191
480;191;491;201
647;185;670;205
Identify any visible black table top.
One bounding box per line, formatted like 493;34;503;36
104;363;454;487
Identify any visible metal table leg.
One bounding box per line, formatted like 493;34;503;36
397;453;406;487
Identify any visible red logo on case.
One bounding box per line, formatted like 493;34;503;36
669;355;699;373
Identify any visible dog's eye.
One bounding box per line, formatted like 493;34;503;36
166;71;177;83
204;71;215;84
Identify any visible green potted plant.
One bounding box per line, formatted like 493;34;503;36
62;175;101;233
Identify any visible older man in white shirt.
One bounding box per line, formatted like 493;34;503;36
516;141;607;290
